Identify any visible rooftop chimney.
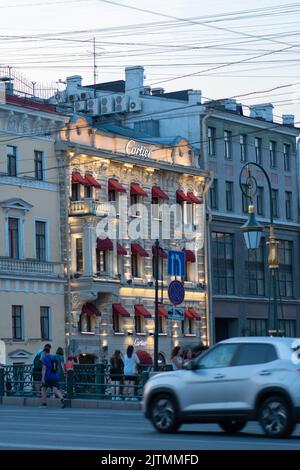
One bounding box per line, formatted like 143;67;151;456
66;75;82;95
125;66;144;97
223;99;237;112
250;103;273;122
282;114;294;126
143;85;151;95
188;90;202;105
151;87;164;96
0;77;14;95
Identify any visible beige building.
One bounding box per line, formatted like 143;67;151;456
0;92;66;364
57;116;211;364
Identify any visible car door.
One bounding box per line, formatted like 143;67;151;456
222;343;278;411
182;343;239;413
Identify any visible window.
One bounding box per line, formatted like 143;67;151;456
152;256;163;281
241;183;250;214
283;144;291;172
278;240;293;297
255;138;262;164
196;344;238;369
108;190;116;202
113;313;121;333
279;319;296;337
246;244;265;296
7;145;17;176
130;194;140;217
35;221;46;261
34;150;44;181
224;130;232;159
285;191;292;220
233;344;277;366
40;307;50;340
212;232;235;295
79;314;92;333
225;181;234;212
96;250;107;274
272;189;279;218
240;134;247;162
209;179;218;210
158;316;165;334
247;319;268;336
131;253;139;278
84;185;93;198
135;315;143;334
207;127;216;156
71;183;80;201
256;186;264;216
269;141;277;168
75;238;83;272
12;305;23;340
181;318;194;335
8;217;19;259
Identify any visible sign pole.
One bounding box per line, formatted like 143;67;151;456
154;239;160;371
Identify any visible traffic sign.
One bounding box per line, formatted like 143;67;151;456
168;250;186;277
168;306;184;321
168;280;185;306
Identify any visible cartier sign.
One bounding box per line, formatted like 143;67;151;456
126;140;151;158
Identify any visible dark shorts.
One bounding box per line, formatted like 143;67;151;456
110;374;123;382
124;375;137;382
32;372;42;382
42;380;59;390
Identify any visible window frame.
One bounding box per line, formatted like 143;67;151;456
12;305;23;340
34;150;44;181
40;306;50;340
7;145;17;177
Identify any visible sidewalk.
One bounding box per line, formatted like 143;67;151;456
0;396;142;410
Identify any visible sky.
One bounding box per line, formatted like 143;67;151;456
1;0;300;122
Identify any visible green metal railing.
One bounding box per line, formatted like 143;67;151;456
0;364;152;401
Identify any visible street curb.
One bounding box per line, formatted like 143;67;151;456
0;396;142;410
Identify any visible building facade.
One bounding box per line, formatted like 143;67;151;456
0;91;66;364
56;116;210;363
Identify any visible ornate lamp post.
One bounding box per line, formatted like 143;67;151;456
239;163;280;336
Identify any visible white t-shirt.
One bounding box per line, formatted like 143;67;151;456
123;352;140;376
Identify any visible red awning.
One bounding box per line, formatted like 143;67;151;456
97;237;113;251
131;243;149;257
84;174;101;188
176;189;189;203
134;305;152;318
117;243;127;255
152;245;167;259
81;303;101;317
158;305;168;318
72;171;87;185
108;178;127;193
188;308;201;320
130;183;148;197
183;249;196;263
152;186;169;200
187;192;202;204
184;307;195;319
112;303;130;318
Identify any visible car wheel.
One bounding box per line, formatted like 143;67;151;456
219;419;247;434
150;394;180;433
259;395;295;438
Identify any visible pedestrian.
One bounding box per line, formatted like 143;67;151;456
55;347;65;383
32;343;52;396
40;347;66;408
122;345;140;400
109;350;124;400
63;354;76;375
171;346;183;370
182;348;193;367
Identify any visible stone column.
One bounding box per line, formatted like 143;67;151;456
83;217;97;276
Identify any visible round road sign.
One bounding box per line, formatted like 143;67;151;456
168;280;185;306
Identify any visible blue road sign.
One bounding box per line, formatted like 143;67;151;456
168;307;184;321
168;280;185;306
168;250;186;277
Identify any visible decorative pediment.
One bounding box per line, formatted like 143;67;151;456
8;349;33;359
1;198;33;212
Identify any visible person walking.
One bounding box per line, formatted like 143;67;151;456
109;350;124;400
122;345;140;400
32;343;52;396
171;346;183;370
40;347;66;408
55;347;65;383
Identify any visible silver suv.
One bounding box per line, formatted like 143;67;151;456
143;337;300;437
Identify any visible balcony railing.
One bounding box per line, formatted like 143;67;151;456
69;199;117;216
0;257;62;275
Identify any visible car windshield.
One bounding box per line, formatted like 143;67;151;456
195;343;238;369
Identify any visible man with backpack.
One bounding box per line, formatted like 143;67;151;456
40;346;66;408
32;344;51;395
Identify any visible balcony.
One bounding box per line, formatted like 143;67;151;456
69;199;117;217
0;257;62;275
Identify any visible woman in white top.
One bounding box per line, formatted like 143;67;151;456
122;345;140;400
171;346;183;370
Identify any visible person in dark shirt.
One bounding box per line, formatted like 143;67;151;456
40;347;65;408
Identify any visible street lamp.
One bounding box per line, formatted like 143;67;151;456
239;163;280;336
